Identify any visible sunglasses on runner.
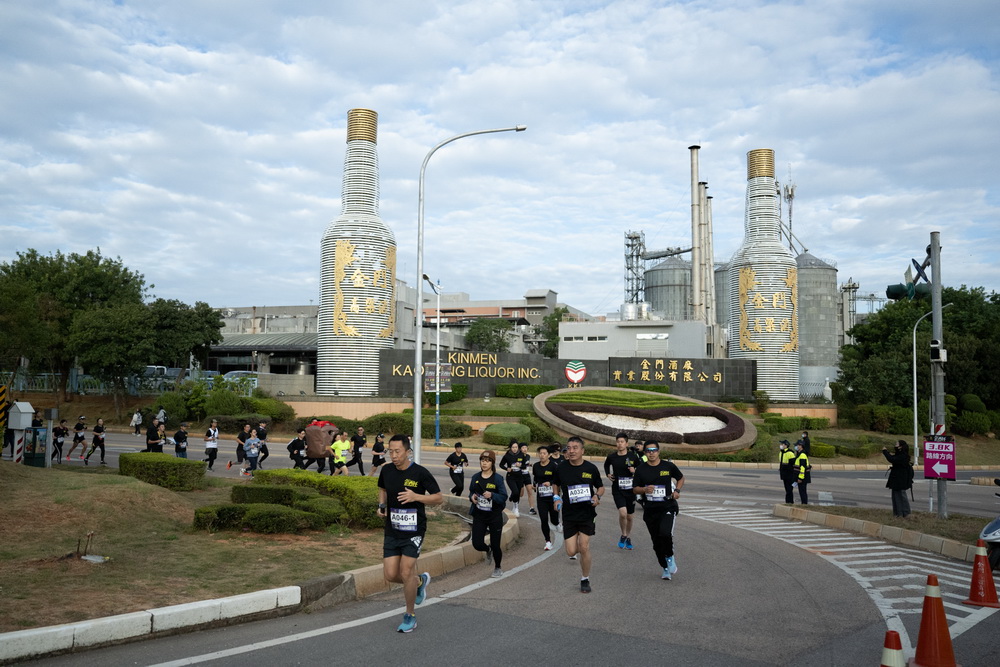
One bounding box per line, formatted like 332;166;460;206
645;447;659;452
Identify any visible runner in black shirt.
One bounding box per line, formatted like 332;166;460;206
603;432;641;550
66;416;87;460
256;420;270;468
469;449;508;578
286;428;307;469
632;440;684;580
377;435;442;633
533;445;561;550
348;426;367;475
499;441;527;517
553;436;604;593
52;420;68;464
85;418;106;465
368;433;386;476
445;442;469;496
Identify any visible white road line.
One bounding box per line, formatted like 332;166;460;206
149;516;563;667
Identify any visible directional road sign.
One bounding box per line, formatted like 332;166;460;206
922;438;956;480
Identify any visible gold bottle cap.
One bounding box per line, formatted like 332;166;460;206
747;149;774;179
347;109;378;143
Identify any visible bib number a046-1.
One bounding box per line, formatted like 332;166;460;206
390;508;418;531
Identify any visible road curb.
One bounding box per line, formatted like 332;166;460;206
772;504;979;564
0;496;519;664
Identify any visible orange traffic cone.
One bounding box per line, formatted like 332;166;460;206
962;539;1000;608
880;629;905;667
909;574;959;667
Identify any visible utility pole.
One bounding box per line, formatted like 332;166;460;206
929;231;948;519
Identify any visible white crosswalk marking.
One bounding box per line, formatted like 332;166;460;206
684;505;999;653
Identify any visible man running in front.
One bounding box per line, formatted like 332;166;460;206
604;432;641;550
554;436;604;593
377;434;442;633
632;440;684;580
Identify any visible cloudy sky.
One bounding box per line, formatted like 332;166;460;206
2;0;998;318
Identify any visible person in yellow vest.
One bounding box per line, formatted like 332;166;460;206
793;441;811;505
778;440;798;504
329;431;350;476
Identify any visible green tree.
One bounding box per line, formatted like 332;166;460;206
537;306;569;358
464;318;514;353
147;299;224;370
69;303;156;419
0;277;52;386
0;249;148;401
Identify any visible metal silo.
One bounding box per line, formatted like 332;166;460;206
317;109;397;396
796;252;839;397
728;149;799;400
646;256;692;320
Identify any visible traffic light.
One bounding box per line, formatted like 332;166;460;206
886;282;930;300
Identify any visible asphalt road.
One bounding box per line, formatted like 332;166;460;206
15;432;1000;665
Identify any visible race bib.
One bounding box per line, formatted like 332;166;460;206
476;495;493;511
617;476;633;489
510;464;520;473
648;485;667;501
453;466;463;474
537;485;554;497
390;508;418;532
568;484;592;504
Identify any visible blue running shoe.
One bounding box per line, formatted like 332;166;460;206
415;572;431;606
624;537;634;550
617;536;626;549
661;567;671;580
667;556;677;575
397;613;417;633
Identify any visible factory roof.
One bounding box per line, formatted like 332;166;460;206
213;333;318;352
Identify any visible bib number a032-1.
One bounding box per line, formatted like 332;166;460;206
568;484;592;504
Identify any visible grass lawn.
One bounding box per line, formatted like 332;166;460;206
0;462;465;633
788;425;1000;467
806;505;987;545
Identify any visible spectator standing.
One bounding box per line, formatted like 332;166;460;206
778;440;797;504
793;441;811;505
146;419;163;453
883;440;913;519
130;409;143;436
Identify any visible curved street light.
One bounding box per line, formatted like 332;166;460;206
412;125;527;463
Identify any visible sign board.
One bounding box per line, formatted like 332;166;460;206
932;423;946;436
923;439;956;480
423;363;453;393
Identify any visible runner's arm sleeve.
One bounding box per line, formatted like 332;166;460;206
490;475;509;506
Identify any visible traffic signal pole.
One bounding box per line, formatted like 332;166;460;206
929;231;948;519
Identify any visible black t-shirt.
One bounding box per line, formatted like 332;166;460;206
257;427;268;442
287;438;306;456
372;439;385;457
500;451;527;475
350;434;367;453
377;462;441;538
604;451;642;492
91;425;105;444
174;430;188;451
553;460;603;522
445;452;469;472
532;460;559;500
53;426;68;442
633;460;684;512
146;425;160;444
73;423;87;442
469;471;507;515
238;430;250;445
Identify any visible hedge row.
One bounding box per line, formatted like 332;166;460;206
193;503;324;533
290;413;472;440
613;384;672;394
402;408;468;416
469;409;535;418
482;423;531;446
231;484;319;505
761;414;831;432
119;453;205;491
252;469;382;529
495;384;556;398
519;416;557;443
546;390;695;409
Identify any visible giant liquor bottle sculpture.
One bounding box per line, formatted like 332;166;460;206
728;149;799;400
317;109;396;396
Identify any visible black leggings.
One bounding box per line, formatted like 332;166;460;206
506;474;524;503
347;452;365;475
52;440;64;461
205;448;218;468
449;471;465;496
642;509;678;568
259;444;269;466
471;511;503;568
86;441;105;462
538;497;560;541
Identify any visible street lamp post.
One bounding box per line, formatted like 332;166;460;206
423;275;443;447
412;124;526;463
912;302;952;512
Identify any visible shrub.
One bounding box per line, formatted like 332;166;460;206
756;422;779;435
469;409;535;418
437;384;468;404
251;469;382;528
207;414;270;434
119;452;205;491
231;484;319;505
854;404;874;431
495;384;556;398
732;402;748;413
810;443;836;458
293;497;348;525
871;405;894;433
205;387;244;416
834;442;882;458
805;417;830;430
954;412;991;437
241;505;323;534
482;423;531;446
768;416;806;433
753;390;770;415
247;397;296;423
292;415;358;433
153;391;188;426
362;413;413;437
888;406;913;435
613;384;672;394
402;408;467;416
960;394;987;414
988;410;1000;433
519;416;556;443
